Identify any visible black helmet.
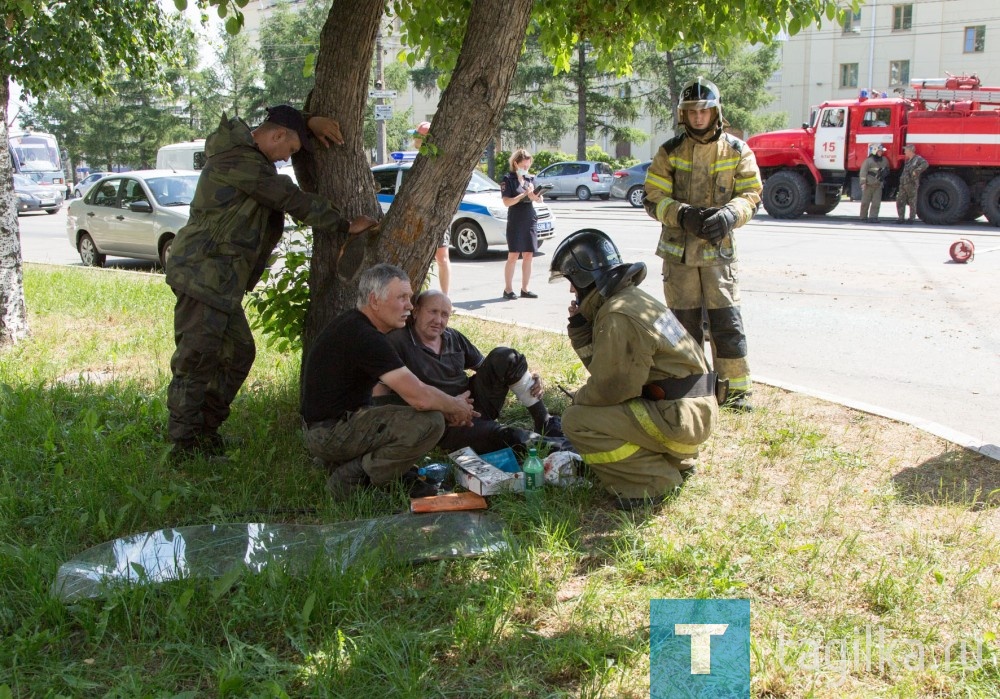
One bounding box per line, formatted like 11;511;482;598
677;77;723;133
549;228;645;298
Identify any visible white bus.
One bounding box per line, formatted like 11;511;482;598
9;131;67;189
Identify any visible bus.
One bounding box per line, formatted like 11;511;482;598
9;131;67;189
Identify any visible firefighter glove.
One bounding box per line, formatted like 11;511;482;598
700;206;736;244
678;205;703;235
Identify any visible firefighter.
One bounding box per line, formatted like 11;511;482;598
859;143;890;223
896;144;929;223
550;229;719;511
642;77;762;412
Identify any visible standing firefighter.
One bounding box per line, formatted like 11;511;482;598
859;143;890;223
642;77;762;411
551;229;719;511
896;144;928;223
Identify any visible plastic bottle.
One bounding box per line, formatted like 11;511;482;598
522;448;544;493
417;462;450;486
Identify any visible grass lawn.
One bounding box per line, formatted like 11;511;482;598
1;264;998;698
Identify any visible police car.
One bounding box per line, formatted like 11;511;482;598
372;153;556;259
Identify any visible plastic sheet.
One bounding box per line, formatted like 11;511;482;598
52;511;507;602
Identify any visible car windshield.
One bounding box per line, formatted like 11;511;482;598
145;175;200;206
465;170;501;194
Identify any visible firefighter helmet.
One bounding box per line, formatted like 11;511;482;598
677;77;723;132
869;143;886;156
549;229;645;298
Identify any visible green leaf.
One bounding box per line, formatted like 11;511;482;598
210;566;244;601
173;0;188;11
225;16;241;35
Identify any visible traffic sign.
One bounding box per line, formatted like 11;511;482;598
369;89;398;99
374;104;393;121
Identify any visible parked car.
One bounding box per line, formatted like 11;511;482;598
533;161;615;201
610;161;651;208
73;172;107;199
372;157;557;259
14;174;63;215
66;170;200;268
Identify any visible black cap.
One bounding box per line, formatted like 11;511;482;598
264;104;314;153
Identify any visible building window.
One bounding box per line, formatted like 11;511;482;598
840;63;859;88
842;9;862;34
964;26;986;53
889;60;910;87
892;4;912;31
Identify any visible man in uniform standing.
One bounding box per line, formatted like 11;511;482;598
896;144;928;223
166;105;377;461
642;78;761;411
859;143;890;223
550;229;718;510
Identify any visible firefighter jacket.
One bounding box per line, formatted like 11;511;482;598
566;284;711;407
860;155;890;189
166;114;350;313
643;131;761;267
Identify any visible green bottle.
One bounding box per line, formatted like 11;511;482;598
523;447;544;493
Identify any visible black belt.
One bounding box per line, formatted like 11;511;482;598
642;372;719;401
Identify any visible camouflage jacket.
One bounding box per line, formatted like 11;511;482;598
643;131;761;266
166;114;350;312
900;154;929;188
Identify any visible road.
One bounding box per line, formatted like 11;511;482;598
18;199;1000;458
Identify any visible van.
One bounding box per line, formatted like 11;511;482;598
156;140;207;171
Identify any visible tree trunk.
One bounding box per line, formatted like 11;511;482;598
576;43;587;160
0;75;30;347
302;0;535;357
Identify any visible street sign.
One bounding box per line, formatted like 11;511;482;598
374;104;393;121
368;89;398;99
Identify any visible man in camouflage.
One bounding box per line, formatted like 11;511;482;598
550;229;718;511
642;77;762;412
896;144;928;223
165;105;376;460
859;143;890;223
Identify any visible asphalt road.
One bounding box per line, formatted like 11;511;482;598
18;198;1000;458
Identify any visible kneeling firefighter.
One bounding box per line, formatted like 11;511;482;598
550;229;721;510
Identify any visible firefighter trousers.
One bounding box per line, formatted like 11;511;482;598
561;396;714;499
661;260;752;394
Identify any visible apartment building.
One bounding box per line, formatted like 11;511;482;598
766;0;999;126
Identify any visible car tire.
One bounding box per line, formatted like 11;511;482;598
627;186;645;208
45;208;60;215
576;186;592;201
598;193;610;200
979;175;1000;226
159;235;174;269
917;171;970;225
78;233;106;267
761;170;809;219
451;221;488;260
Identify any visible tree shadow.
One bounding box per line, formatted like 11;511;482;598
891;448;1000;510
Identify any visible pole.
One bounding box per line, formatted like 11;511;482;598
867;0;877;94
375;30;386;164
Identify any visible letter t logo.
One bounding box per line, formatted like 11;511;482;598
674;624;729;674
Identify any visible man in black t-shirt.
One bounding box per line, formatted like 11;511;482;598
300;265;477;499
380;290;564;454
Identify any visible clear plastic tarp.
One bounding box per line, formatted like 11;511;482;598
53;511;507;602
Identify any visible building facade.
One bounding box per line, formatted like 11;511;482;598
766;0;999;127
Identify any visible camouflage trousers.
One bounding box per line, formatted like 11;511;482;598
662;260;751;394
896;183;919;220
562;396;716;499
168;292;255;446
302;405;445;486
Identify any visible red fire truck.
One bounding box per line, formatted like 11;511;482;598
746;74;1000;225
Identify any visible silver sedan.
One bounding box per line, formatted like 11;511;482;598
66;170;200;268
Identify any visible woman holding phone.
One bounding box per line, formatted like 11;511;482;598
500;148;544;300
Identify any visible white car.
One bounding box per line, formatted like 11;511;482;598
66;170;200;268
372;157;556;259
72;172;107;199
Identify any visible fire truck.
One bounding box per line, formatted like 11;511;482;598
746;74;1000;225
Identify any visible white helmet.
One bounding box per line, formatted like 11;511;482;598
677;77;723;133
869;143;886;156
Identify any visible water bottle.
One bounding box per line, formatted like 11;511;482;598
522;448;544;493
417;462;450;486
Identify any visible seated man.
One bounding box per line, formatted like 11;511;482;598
300;264;478;499
380;289;563;455
549;229;719;510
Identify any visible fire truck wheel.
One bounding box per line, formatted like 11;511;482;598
762;170;809;219
917;172;971;225
949;239;975;263
981;176;1000;227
